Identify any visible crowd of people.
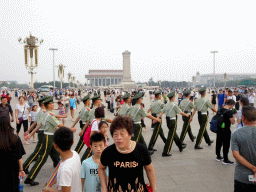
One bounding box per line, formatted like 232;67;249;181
0;86;256;192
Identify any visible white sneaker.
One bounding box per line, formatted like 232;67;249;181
222;160;234;165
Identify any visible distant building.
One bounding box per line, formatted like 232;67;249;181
85;70;123;87
85;50;137;89
194;72;256;86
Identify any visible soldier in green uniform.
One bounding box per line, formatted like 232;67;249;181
23;96;49;174
70;95;91;154
127;92;161;152
147;90;167;153
24;97;75;186
81;94;112;162
118;93;131;117
190;87;217;149
179;89;196;144
158;91;189;157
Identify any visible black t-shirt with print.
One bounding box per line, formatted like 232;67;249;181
220;108;233;131
101;143;151;192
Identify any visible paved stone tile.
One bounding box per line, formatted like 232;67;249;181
7;91;236;192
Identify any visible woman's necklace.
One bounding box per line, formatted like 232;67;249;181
116;141;132;153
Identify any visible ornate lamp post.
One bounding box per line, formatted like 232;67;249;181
56;63;66;89
67;73;72;88
18;33;43;88
72;76;76;87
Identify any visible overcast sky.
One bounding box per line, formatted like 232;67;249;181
1;0;256;85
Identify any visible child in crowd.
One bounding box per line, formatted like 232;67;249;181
98;121;109;146
81;133;109;192
42;127;82;192
29;104;38;143
56;101;66;125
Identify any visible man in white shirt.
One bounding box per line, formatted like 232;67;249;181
248;89;255;107
42;127;82;192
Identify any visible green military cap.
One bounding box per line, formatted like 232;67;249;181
122;93;130;100
183;89;191;95
154;90;162;96
167;91;175;98
81;94;90;102
42;96;54;104
91;94;101;101
133;92;144;100
37;96;49;103
199;87;206;94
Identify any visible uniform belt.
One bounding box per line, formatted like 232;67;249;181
133;122;141;124
169;117;176;120
82;122;86;124
201;112;207;115
39;129;43;131
44;132;54;135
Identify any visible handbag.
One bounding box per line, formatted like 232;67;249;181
145;184;153;192
18;105;26;123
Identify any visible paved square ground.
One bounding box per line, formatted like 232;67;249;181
10;91;237;192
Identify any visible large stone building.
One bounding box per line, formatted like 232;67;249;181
193;72;256;85
85;70;123;87
85;50;137;88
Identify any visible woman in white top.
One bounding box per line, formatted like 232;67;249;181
15;96;31;144
29;104;38;143
64;93;70;115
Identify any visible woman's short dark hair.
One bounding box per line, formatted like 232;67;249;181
95;107;105;118
240;97;249;107
54;127;73;151
99;121;108;130
18;96;24;100
1;96;7;100
242;106;256;122
226;99;235;105
90;132;106;145
110;116;134;137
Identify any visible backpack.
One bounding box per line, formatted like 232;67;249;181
83;119;98;147
210;109;229;133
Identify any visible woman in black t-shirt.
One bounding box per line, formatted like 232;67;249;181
99;116;156;192
215;99;235;165
211;91;217;113
0;117;26;192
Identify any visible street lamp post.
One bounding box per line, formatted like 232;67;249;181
56;63;66;89
210;51;218;88
67;73;72;88
18;33;43;89
49;48;58;91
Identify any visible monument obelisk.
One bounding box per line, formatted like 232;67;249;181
121;50;137;88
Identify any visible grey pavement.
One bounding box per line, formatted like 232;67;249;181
9;91;236;192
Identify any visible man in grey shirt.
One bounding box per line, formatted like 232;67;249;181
231;106;256;191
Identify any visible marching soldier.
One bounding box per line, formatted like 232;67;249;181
158;91;189;157
190;87;217;149
147;90;167;154
127;92;161;152
70;95;91;154
81;94;112;162
179;89;196;144
118;93;131;117
23;96;49;174
24;96;75;186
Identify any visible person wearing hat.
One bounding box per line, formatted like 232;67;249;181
24;96;75;186
23;96;49;174
70;95;91;154
190;87;217;149
147;90;167;154
127;92;161;151
157;91;189;157
179;89;196;144
118;93;131;117
80;94;112;161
